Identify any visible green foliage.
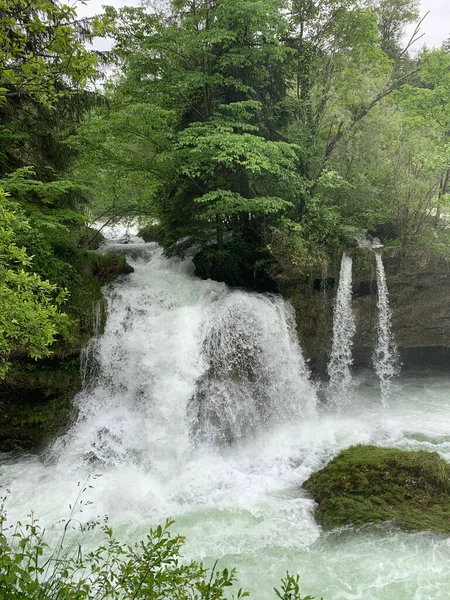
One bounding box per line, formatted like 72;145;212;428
8;0;445;292
193;234;276;290
0;505;320;600
138;222;165;244
75;0;307;272
0;189;69;377
70;0;441;283
303;444;450;533
71;102;171;220
0;0;122;373
0;0;105;107
369;0;419;59
275;574;323;600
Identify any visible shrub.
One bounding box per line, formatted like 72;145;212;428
0;495;322;600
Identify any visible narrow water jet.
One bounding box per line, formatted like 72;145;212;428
80;300;104;388
327;252;356;406
373;250;399;404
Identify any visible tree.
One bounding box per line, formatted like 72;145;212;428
74;0;435;283
392;48;450;243
0;0;104;107
0;1;107;375
367;0;419;59
0;189;69;378
75;0;306;286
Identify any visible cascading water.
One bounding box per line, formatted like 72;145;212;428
2;228;450;600
80;300;104;388
373;250;399;405
190;293;315;446
327;252;356;406
50;236;317;471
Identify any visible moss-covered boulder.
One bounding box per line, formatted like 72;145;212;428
303;445;450;534
138;223;165;244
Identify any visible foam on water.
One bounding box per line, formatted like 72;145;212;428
1;232;450;599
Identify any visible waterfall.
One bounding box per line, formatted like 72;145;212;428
373;250;399;405
5;226;450;599
80;300;104;388
189;292;315;446
327;252;356;406
50;238;317;470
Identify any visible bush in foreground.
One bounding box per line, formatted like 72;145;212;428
0;506;321;600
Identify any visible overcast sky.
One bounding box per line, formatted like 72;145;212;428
76;0;449;51
405;0;449;49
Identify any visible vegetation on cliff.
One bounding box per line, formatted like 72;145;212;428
303;444;450;533
73;0;450;288
0;0;123;375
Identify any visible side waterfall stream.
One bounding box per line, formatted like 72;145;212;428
2;231;450;599
327;252;356;406
373;250;400;405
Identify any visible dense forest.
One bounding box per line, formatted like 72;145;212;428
1;0;450;373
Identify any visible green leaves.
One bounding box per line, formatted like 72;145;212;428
274;573;323;600
178;118;302;177
0;0;102;106
0;189;69;378
195;190;292;218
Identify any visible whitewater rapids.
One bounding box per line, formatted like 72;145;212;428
1;227;450;599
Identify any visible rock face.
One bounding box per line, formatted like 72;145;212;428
0;252;134;453
282;245;450;373
303;444;450;533
0;359;80;452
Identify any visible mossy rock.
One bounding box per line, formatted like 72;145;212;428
0;358;81;452
0;252;133;452
303;445;450;534
138;223;165;244
193;238;276;291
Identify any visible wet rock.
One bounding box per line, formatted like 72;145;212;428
282;245;450;373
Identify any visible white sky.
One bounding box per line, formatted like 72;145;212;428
75;0;450;50
405;0;449;49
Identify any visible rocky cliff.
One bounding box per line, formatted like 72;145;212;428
282;245;450;374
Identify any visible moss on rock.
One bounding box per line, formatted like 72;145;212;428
0;251;133;452
138;223;165;244
193;237;276;292
0;358;81;452
303;444;450;534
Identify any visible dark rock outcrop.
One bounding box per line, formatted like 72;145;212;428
282;245;450;374
0;358;80;452
0;251;133;453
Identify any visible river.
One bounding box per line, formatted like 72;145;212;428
1;228;450;599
